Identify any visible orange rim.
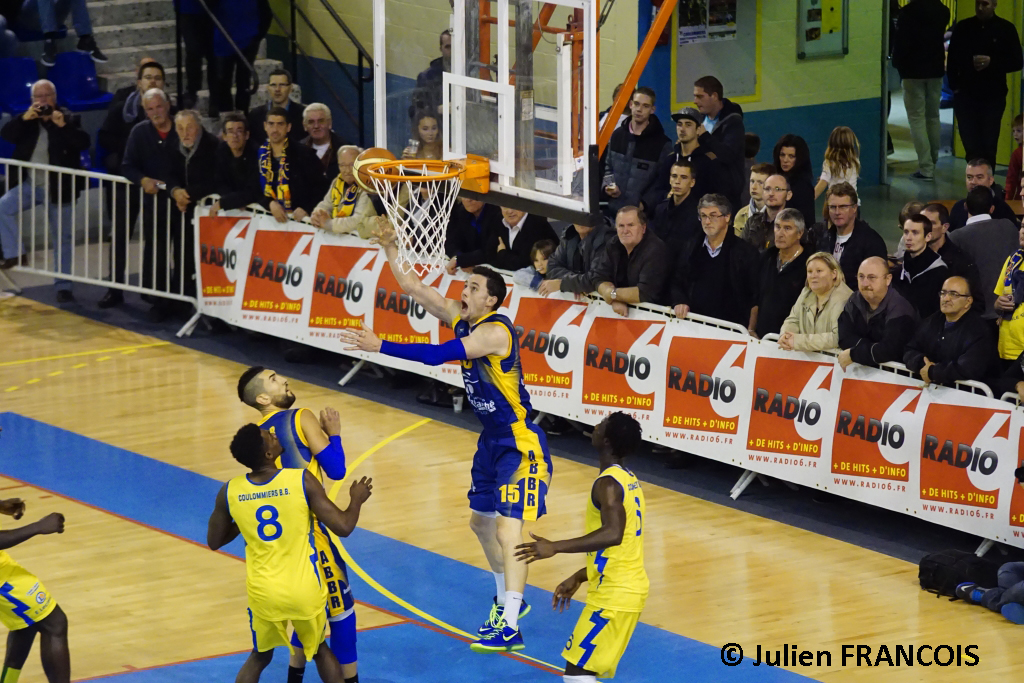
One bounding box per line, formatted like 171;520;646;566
364;159;465;182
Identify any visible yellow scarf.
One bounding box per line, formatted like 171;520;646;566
329;176;358;218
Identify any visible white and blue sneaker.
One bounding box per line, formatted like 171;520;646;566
470;619;525;652
477;596;531;636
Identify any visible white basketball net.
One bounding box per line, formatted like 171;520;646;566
368;161;464;276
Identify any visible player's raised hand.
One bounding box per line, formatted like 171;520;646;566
552;572;584;612
319;407;342;437
370;216;398;249
339;323;382;353
514;532;557;564
0;498;25;519
350;477;373;504
35;512;65;535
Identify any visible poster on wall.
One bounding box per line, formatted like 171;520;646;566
678;0;737;46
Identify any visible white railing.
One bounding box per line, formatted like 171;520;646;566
0;158;201;337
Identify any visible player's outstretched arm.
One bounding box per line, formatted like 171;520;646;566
207;484;240;551
372;217;460;324
303;470;373;538
340;320;507;365
515;478;625;563
0;512;64;551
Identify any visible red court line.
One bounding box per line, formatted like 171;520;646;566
0;475;560;675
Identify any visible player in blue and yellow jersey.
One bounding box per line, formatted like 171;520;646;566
207;423;372;683
235;368;361;683
0;496;69;683
340;217;553;653
516;413;648;682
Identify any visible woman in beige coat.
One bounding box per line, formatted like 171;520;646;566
310;145;379;239
778;251;853;352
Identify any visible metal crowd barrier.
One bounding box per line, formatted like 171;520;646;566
0;158;201;337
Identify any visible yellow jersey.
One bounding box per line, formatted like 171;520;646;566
226;468;327;621
585;465;649;613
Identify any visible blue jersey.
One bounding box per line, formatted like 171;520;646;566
258;409;323;481
454;311;533;432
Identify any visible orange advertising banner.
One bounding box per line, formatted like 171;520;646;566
747;356;833;458
663;337;744;435
308;245;375;330
198;216;248;297
920;403;1010;511
581;316;662;415
372;266;434;344
1009;435;1024;529
241;229;314;315
831;379;917;483
514;297;584;400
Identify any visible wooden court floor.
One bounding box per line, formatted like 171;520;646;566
1;296;1021;682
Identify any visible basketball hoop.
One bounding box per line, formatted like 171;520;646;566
364;155;490;276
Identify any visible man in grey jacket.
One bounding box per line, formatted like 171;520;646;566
538;220;613;296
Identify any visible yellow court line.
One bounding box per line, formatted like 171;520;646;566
326;417;563;673
0;342;171;368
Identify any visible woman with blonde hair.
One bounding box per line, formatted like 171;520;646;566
778;251;854;352
814;126;861;199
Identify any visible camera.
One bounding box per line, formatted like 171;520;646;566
36;105;53;117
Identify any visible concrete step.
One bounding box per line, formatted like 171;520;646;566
98;57;285;94
87;0;175;27
93;20;176;50
100;43;177;75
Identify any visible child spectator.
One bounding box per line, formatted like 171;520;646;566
1007;115;1023;201
814;126;861;199
513;239;556;290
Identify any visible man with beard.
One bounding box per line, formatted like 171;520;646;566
235;367;360;683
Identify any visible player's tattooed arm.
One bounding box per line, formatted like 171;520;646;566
303;470;373;537
460;322;512;360
515;478;625;563
207;483;240;551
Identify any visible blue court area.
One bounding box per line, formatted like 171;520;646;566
0;412;813;682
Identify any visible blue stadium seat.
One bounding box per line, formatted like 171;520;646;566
0;56;37;114
49;51;112;112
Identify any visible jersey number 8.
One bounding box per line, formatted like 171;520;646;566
256;505;283;541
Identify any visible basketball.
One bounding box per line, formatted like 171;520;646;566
354;147;397;194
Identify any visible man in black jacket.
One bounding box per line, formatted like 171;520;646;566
895;213;949;318
0;79;88;303
750;208;809;338
592;206;670;312
640;106;724;212
838;256;919;369
650;159;701;251
300;103;346;180
539;219;612;297
904;275;994;385
946;0;1023;168
892;0;950;179
693;75;745;211
210;112;261;214
248;69;306;146
256;107;328;222
599;87;672;217
670;194;758;328
920;202;985;315
444;198;502;272
813;183;888;287
948;159;1018;229
450;206;558;272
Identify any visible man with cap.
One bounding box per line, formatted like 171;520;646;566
641;106;725;214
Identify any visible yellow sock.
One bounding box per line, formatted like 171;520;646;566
1;666;21;683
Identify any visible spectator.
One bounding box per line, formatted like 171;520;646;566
641;106;723;212
772;134;816;227
592;206;670;314
993;219;1024;367
670;193;758;328
0;79;87;303
212;0;266;116
891;199;926;261
904;276;994;385
750;208;810;338
210;112;261;214
513;239;556;290
946;0;1023;168
600;87;672;215
650;160;701;250
1008;115;1023;201
167;110;219;299
97;59;167;309
692;75;745;210
949;159;1018;229
949;186;1020;315
740;132;760;206
452;207;558;272
248;69;305;146
894;213;949;318
301;103;345;179
779;252;854;352
891;0;950;179
444;198;503;270
410;29;450;118
310;146;379;239
539;219;613;297
812;183;887;287
813;126;860;198
256;107;328;223
598;83;628;131
402;112;442;161
837;256;919;370
741;173;789;253
734;162;774;237
174;0;213;110
121;88;181;320
956;559;1024;625
918;202;985;313
19;0;106;66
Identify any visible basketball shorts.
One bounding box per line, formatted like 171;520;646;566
249;607;327;661
562;605;641;679
0;563;57;631
468;420;552;521
313;520;354;620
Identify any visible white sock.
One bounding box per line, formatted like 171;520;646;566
563;675;597;682
493;572;506;604
503;591;523;629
